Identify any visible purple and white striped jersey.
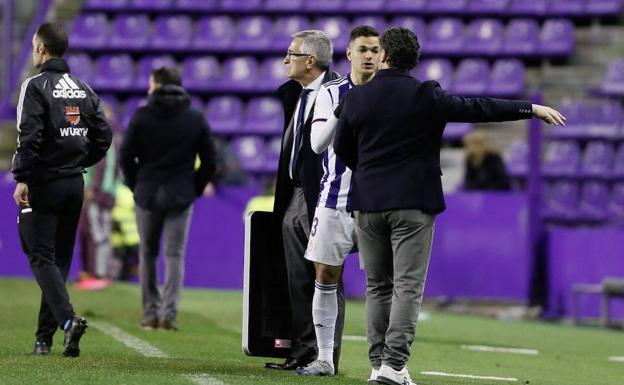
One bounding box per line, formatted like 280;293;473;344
312;74;355;211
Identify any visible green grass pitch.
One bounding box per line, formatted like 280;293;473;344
0;279;622;385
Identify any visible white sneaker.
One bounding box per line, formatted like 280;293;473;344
376;364;417;385
367;368;380;383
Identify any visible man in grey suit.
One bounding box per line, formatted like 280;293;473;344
334;27;565;385
265;30;345;372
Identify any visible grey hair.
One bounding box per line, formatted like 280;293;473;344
291;30;333;70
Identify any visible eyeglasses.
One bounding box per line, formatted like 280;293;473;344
285;52;311;60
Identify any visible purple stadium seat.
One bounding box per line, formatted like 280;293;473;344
110;14;151;49
66;53;94;83
463;19;504;55
543;140;581;175
265;136;282;171
466;0;510;14
70;13;109;49
265;0;304;11
256;57;286;91
578;182;609;221
543;180;580;220
613;144;624;176
98;94;121;118
425;18;464;55
151;15;192;49
176;0;218;10
272;16;312;50
220;57;259;90
581;141;614;176
586;0;624;16
315;17;350;51
221;0;262;11
427;0;467;13
488;59;525;97
345;0;385;11
181;56;221;91
386;0;427;11
233;16;274;51
550;100;591;136
548;0;584;16
193;16;235;50
83;0;127;10
351;16;386;34
443;123;474;139
415;58;454;90
600;59;624;96
591;101;623;135
243;97;284;134
503;19;540;55
231;136;266;172
305;0;345;11
609;182;624;217
136;55;177;89
130;0;171;9
121;96;147;130
508;0;547;16
389;17;426;41
539;19;575;56
206;96;244;135
92;54;135;91
336;58;352;77
189;96;205;112
505;139;529;176
452;59;489;96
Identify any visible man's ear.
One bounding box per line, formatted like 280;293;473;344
346;46;352;62
381;50;389;64
306;55;317;70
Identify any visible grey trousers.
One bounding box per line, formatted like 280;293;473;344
281;187;345;370
135;205;193;322
354;209;435;371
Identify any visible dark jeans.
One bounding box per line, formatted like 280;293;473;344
18;174;84;345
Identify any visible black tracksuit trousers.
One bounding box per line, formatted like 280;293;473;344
18;174;83;345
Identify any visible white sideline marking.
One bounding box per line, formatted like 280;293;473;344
183;374;226;385
609;356;624;362
90;320;168;358
461;344;539;356
421;371;518;382
92;321;227;385
343;335;367;342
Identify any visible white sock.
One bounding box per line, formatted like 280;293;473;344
313;281;338;365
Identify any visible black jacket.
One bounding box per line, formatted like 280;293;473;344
464;153;511;191
334;69;533;214
11;58;112;184
119;85;216;210
273;71;339;227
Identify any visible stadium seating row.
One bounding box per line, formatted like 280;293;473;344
543;180;624;221
66;53;527;98
600;59;624;96
70;13;574;57
82;0;624;18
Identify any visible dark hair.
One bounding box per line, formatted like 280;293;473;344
379;27;420;71
151;67;182;86
35;23;68;57
349;25;379;43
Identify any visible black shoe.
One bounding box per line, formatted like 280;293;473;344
265;355;314;371
62;316;88;357
31;340;51;355
159;319;178;331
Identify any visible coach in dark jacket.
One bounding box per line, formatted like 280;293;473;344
334;27;565;385
12;23;111;357
120;67;216;331
265;30;345;373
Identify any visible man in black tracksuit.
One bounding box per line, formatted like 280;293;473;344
11;23;112;357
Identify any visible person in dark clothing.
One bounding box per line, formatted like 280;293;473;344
11;23;112;357
264;30;346;373
463;130;511;191
119;67;216;331
334;27;565;385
